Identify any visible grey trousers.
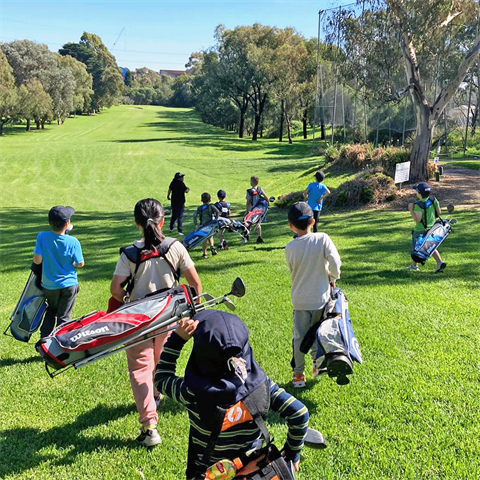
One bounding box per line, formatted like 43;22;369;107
291;308;325;374
40;284;79;338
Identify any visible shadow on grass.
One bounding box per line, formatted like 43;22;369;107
0;354;43;368
0;403;136;477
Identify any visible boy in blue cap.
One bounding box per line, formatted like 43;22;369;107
33;206;84;337
407;182;446;273
155;310;309;479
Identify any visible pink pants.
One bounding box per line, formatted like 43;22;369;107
126;331;171;428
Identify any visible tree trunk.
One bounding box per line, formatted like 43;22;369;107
252;114;261;141
35;119;40;129
302;108;308;139
320;123;325;140
239;112;245;138
41;120;45;129
286;118;293;144
26;119;31;131
410;105;433;182
278;100;284;142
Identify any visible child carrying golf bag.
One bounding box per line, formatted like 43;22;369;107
300;287;362;385
154;310;312;480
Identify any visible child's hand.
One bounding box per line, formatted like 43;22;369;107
292;460;300;472
408;202;414;212
176;318;198;340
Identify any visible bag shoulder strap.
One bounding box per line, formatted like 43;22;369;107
119;238;180;294
242;381;271;445
199;381;271;474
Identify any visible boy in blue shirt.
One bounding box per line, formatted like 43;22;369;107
304;171;330;233
33;206;84;337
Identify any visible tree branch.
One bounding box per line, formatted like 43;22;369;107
433;33;480;121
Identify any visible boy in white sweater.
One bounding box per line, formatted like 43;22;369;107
285;202;342;388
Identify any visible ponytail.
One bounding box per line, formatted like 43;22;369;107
134;199;165;253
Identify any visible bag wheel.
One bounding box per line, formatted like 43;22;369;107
327;354;353;382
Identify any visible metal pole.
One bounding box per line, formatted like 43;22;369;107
341;84;346;142
312;10;323;147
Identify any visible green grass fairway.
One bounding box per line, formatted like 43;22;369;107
1;106;479;480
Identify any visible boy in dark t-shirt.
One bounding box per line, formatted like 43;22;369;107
214;189;231;250
167;172;189;235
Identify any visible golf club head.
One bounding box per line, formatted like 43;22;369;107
164;210;171;216
304;428;327;450
269;196;275;203
446;204;454;213
222;296;236;311
203;293;215;302
228;277;246;298
450;218;457;225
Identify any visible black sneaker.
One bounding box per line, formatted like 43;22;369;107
222;240;228;250
256;236;264;244
136;427;161;447
211;246;217;256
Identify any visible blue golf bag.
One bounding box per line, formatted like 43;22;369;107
5;264;47;342
183;218;248;251
300;287;362;385
411;218;453;265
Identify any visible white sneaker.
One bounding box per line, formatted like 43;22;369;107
407;265;419;271
136;426;161;447
434;262;446;273
155;393;163;409
178;232;184;236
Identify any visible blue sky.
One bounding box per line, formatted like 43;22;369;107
1;0;350;71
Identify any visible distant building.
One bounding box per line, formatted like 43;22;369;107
159;69;186;78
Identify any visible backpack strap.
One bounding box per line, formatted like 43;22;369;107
242;381;271;445
197;381;271;477
119;237;180;295
415;195;436;230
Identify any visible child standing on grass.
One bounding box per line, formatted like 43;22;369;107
110;198;202;447
33;206;84;338
285;202;342;388
245;176;270;244
214;189;231;250
407;182;446;273
154;310;309;479
304;170;331;232
193;192;220;258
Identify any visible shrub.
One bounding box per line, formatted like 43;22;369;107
275;191;305;209
326;167;397;208
338;144;367;168
325;145;340;163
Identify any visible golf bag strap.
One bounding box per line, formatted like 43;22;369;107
31;262;43;290
243;381;271;445
197;381;271;477
201;406;227;469
120;237;180;294
415;195;437;230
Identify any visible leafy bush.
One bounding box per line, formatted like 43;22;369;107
275;191;305;209
325;145;340;163
327;167;397;207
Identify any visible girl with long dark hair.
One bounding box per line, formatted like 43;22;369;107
110;198;202;447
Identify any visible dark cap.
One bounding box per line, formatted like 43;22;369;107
413;182;431;195
49;206;75;224
288;201;313;224
174;172;185;179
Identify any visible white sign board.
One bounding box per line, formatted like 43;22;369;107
394;161;411;184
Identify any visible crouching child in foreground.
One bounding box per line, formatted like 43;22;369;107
154;310;309;479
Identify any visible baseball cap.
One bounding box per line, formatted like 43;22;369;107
413;182;431;195
174;172;185;179
49;206;75;224
217;189;226;198
288;201;313;224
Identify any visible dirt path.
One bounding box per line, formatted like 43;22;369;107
382;164;480;211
